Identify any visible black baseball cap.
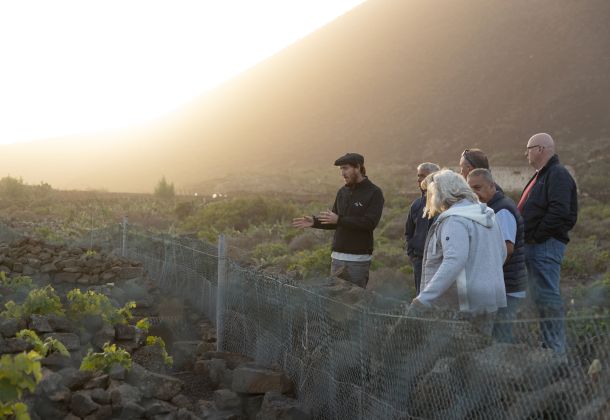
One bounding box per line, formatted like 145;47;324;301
334;153;364;166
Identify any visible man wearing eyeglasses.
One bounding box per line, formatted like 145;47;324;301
459;148;490;179
519;133;578;356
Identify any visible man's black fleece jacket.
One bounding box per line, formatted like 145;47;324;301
312;177;384;255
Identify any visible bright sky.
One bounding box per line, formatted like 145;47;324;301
0;0;364;145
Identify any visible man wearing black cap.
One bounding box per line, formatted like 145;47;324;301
292;153;384;288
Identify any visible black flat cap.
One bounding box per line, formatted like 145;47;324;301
334;152;364;166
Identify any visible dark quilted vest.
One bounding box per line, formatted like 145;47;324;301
488;191;527;293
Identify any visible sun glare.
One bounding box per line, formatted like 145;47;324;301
0;0;365;145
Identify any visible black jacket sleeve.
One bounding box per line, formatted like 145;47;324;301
405;201;416;256
533;168;576;243
337;189;384;232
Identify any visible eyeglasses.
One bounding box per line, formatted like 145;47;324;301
526;145;544;151
461;149;476;167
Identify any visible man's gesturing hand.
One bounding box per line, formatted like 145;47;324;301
292;216;314;229
318;209;338;225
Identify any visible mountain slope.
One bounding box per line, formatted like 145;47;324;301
3;0;609;192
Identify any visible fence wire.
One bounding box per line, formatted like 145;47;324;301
1;221;609;419
117;225;610;420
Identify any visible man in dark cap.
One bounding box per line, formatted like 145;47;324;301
293;153;384;288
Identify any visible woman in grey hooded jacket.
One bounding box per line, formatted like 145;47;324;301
412;170;507;315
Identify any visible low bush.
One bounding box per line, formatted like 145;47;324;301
0;176;28;200
287;232;322;252
251;242;289;263
145;336;173;367
183;196;298;233
67;289;135;326
136;318;151;333
15;329;70;358
174;201;195;220
0;351;42;419
288;246;331;278
80;343;132;373
568;273;610;311
562;236;610;276
0;272;34;293
1;286;64;320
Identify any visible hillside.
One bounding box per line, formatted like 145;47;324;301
2;0;610;192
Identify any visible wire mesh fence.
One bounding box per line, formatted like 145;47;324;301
1;220;609;419
116;223;610;419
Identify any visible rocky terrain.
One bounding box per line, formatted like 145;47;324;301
0;237;309;420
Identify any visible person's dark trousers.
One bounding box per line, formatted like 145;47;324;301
410;256;423;295
330;258;371;288
525;238;567;355
492;295;523;343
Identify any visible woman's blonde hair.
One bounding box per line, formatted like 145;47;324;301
424;169;478;218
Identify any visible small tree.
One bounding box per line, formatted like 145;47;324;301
0;176;27;199
154;176;175;200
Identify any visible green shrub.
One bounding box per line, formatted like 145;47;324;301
379;215;406;241
154;176;175;200
1;286;64;320
114;301;136;325
370;259;384;271
67;289;135;326
251;242;289;262
288;246;331;278
562;236;609;276
0;272;34;292
399;264;414;276
578;202;610;221
569;273;610;310
0;176;27;200
196;226;221;243
174;201;195;220
580;163;610;199
135;318;151;333
32;226;64;243
145;336;173;367
183;196;298;233
566;306;610;338
373;241;407;270
287;232;322;253
80;343;132;373
0;350;42;419
16;329;70;357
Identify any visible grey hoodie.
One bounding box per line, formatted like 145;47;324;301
417;199;507;313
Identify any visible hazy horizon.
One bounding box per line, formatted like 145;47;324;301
1;0;608;193
0;0;365;145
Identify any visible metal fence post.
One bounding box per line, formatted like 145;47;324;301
90;208;94;251
216;234;227;351
121;216;128;257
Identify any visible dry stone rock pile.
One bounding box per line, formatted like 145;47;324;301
0;237;144;286
0;236;309;419
193;349;310;420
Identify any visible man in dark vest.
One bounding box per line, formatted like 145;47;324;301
518;133;578;355
292;153;384;288
405;162;440;294
467;168;527;342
